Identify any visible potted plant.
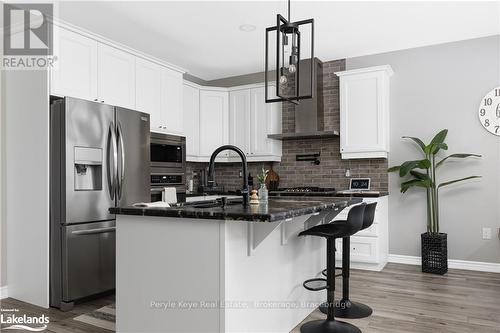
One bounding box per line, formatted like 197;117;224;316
388;129;481;274
256;167;269;203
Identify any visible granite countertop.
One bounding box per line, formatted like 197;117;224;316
110;197;362;222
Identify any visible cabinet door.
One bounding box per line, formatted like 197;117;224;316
97;44;136;109
228;89;251;156
337;66;392;159
183;84;200;158
250;87;272;156
135;58;163;132
199;90;228;157
161;69;184;135
51;27;98;101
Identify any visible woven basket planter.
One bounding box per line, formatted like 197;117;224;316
421;232;448;275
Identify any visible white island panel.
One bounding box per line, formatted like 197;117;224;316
116;214;327;333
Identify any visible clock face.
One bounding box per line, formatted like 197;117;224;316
479;87;500;136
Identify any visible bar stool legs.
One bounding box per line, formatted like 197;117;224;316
300;238;361;333
319;237;373;319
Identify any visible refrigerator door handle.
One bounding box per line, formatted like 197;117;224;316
107;122;118;201
71;226;116;235
117;122;125;200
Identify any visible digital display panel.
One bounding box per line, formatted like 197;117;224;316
350;178;371;190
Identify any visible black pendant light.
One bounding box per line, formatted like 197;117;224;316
265;0;314;104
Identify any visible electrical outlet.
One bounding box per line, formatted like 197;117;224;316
482;227;492;240
239;170;242;178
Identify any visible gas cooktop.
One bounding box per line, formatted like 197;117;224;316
269;187;337;196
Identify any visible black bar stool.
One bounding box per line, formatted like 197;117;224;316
298;204;366;333
319;202;377;319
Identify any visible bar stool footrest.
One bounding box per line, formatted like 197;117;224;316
321;268;342;277
303;278;328;291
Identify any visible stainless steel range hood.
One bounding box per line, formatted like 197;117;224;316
268;58;340;140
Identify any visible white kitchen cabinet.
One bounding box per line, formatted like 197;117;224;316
97;43;136;109
228;89;251;156
228;84;281;162
136;58;184;134
335;65;393;159
334;196;388;271
199;89;229;158
161;69;184;135
183;83;200;160
249;86;281;159
135;57;163;130
50;27;98;101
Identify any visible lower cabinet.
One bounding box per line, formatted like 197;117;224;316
334;196;388;271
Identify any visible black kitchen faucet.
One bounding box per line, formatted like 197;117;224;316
207;145;249;207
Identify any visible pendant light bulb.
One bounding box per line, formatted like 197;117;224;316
288;63;296;74
279;75;288;86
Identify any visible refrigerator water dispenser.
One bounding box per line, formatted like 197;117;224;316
74;147;102;191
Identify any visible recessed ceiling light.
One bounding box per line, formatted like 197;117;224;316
239;24;256;32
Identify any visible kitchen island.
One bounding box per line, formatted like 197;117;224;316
111;197;360;333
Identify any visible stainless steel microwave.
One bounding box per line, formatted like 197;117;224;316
150;132;186;170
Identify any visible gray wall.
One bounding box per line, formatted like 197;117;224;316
347;36;500;263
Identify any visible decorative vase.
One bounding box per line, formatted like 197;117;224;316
421;232;448;275
258;183;268;204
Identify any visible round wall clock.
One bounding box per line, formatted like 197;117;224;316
479;87;500;136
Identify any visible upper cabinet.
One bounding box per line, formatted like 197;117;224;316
335;65;393;159
161;70;184;135
135;57;162;129
97;44;136;109
228;85;281;161
183;83;200;159
50;28;98;101
228;89;251;155
50;25;185;134
199;89;229;158
248;86;281;159
136;58;184;135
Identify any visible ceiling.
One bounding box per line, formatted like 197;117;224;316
55;1;500;81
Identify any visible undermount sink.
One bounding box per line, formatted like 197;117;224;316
180;198;243;209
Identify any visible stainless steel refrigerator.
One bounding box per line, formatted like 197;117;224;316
50;97;150;310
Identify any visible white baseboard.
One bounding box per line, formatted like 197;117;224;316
0;286;8;299
388;254;500;273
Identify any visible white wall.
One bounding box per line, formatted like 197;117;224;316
4;69;50;307
347;36;500;263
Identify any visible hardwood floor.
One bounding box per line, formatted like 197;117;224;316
0;294;114;333
1;263;499;333
291;263;500;333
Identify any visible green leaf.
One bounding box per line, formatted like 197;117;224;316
402;136;426;152
438;176;481;188
410;170;430;181
430;129;448;146
436;153;482;167
387;166;400;172
426;129;448;154
400;178;431;193
399;159;431;177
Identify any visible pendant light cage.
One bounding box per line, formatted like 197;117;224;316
265;7;314;104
